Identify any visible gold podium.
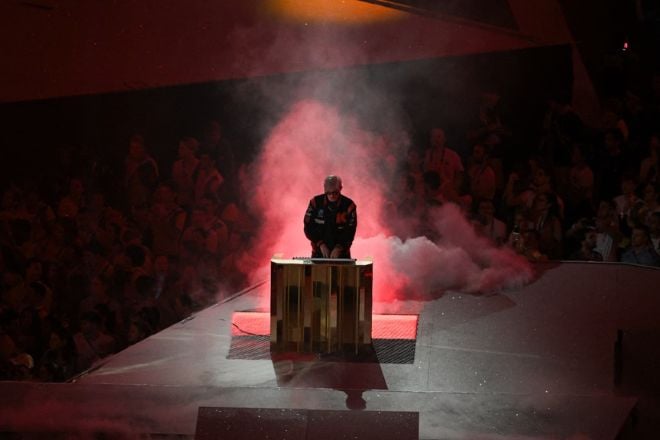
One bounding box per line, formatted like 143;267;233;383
270;257;373;353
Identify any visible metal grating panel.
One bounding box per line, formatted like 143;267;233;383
228;336;416;364
372;339;417;364
229;312;418;363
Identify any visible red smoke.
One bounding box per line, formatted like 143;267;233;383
238;100;532;306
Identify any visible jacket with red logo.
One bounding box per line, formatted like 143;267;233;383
303;194;357;257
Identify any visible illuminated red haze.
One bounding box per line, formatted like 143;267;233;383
238;100;533;306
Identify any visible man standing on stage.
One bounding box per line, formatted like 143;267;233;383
304;175;357;258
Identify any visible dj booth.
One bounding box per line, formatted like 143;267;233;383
270;257;373;354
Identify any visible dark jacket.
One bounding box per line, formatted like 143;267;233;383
304;194;357;257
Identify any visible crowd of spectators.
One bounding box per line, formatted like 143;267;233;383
391;84;660;268
2;71;660;383
1;121;253;381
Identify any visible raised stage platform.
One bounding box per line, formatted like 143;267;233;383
2;262;660;439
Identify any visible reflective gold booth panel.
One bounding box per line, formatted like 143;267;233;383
270;257;373;354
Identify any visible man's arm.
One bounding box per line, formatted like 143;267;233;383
304;197;323;245
304;197;331;257
337;201;357;251
347;202;357;244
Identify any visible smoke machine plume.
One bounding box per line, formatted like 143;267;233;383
236;99;533;304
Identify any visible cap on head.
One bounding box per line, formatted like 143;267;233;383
324;175;342;193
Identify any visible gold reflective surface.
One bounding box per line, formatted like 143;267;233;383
271;258;373;353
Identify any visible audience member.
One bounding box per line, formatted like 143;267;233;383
638;182;660;225
80;276;123;334
568;225;603;261
171;137;200;209
440;172;472;212
200;121;237;201
539;94;584;174
422;127;464;190
149;183;187;258
528;192;563;259
520;228;549;263
595;129;629;201
648;212;660;254
194;153;224;204
620;225;660;266
57;178;85;218
504;164;560;216
472;199;506;245
124;135;159;208
639;133;659;185
613;175;640;219
399;147;425;204
422;171;444;207
38;323;77;382
565;144;595;224
466;143;497;201
593;200;622;261
73;311;116;372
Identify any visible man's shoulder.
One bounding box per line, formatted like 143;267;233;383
340;195;356;206
621;247;660;265
307;194;325;208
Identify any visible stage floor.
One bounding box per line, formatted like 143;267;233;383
2;262;660;439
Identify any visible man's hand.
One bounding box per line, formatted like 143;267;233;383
330;246;343;258
320;243;330;258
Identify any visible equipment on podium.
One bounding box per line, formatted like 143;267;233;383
270;257;373;354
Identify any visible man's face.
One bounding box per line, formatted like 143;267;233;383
129;141;144;159
49;333;63;351
430;129;446;149
650;135;659;151
178;142;192;159
472;145;486;163
26;262;42;280
154;255;169;273
325;187;341;202
643;184;657;203
533;169;548;187
621;180;635;195
631;228;648;248
91;277;106;297
585;231;598;248
605;133;620;152
208;124;221;143
597;201;611;218
70;179;84;195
